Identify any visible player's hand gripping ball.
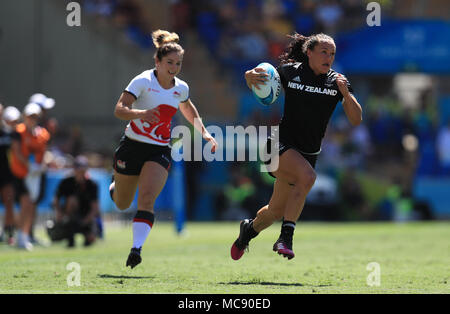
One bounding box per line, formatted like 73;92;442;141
251;63;281;106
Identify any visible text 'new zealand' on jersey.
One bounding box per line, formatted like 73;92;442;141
276;62;353;154
123;69;189;146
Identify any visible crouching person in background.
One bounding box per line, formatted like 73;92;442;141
48;155;99;248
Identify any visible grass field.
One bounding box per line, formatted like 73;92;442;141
0;221;449;294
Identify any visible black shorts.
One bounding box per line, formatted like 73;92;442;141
13;177;29;201
13;173;46;204
263;136;318;179
113;136;172;176
0;169;14;189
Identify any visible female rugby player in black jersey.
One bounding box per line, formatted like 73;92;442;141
231;33;362;261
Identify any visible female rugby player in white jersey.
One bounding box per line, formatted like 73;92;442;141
231;33;363;261
111;30;218;268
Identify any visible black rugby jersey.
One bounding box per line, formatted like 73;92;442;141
56;176;98;216
276;62;353;154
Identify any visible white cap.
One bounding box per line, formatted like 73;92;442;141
29;93;46;104
3;106;21;122
29;93;55;110
43;98;55;109
23;103;42;116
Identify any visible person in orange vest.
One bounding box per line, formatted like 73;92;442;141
10;103;50;250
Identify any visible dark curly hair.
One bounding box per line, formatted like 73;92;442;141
279;33;335;64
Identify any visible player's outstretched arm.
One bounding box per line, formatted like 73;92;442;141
179;99;218;153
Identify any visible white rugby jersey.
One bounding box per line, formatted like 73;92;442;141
123;69;189;146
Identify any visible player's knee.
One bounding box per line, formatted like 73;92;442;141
304;171;317;190
292;169;316;192
115;199;133;211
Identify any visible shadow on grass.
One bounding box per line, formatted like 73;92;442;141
98;274;154;280
220;281;331;288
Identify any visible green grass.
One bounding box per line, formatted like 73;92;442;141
0;221;449;294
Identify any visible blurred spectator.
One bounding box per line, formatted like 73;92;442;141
84;0;117;18
294;0;316;35
340;0;365;31
0;105;21;245
235;30;268;61
367;110;392;160
414;106;434;141
217;163;257;220
436;119;450;175
302;173;339;221
48;155;100;248
28;93;58;244
350;123;372;166
314;0;343;35
217;26;241;61
29;93;57;134
262;0;286;19
321;129;344;169
125;19;154;50
266;32;288;62
171;0;192;34
338;169;371;220
82;0;158;50
64;125;84;157
263;1;294;36
46;123;85;160
10;103;50;250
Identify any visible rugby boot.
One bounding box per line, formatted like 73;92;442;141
231;219;257;260
273;234;295;260
126;247;142;269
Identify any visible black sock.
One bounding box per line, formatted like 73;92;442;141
246;220;259;239
280;220;296;239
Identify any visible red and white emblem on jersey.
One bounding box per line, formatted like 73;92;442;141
116;160;126;169
173;91;181;98
130;104;177;144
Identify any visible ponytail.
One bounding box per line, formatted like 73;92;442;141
152;29;180;48
279;33;335;64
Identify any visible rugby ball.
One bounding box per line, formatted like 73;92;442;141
251;62;281;106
